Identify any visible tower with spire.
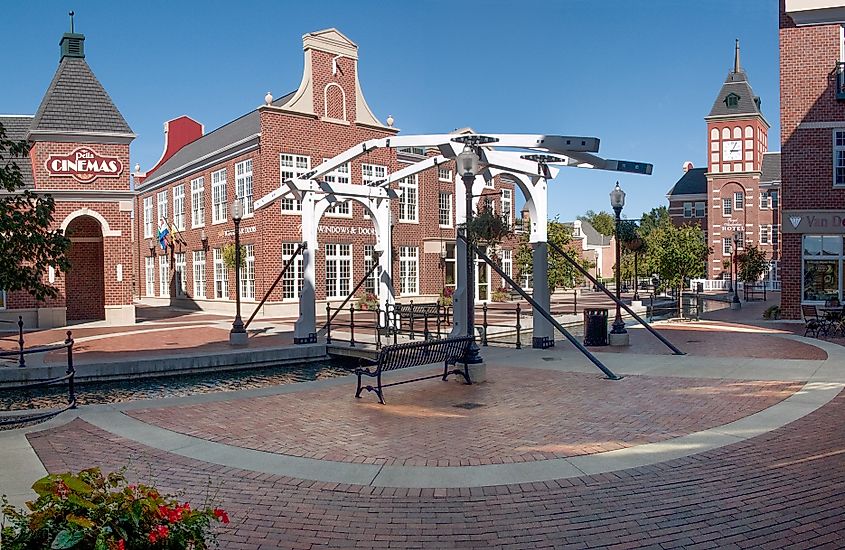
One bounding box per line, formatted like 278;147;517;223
701;40;778;280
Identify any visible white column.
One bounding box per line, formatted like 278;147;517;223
528;177;553;348
294;194;318;344
374;200;396;328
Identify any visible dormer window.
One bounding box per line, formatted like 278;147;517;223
724;93;740;109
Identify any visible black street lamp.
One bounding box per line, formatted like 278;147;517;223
732;232;742;309
610;182;627;338
456;143;483;365
229;199;247;345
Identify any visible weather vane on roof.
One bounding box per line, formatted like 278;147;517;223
69;11;75;33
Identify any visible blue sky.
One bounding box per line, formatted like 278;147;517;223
0;0;779;221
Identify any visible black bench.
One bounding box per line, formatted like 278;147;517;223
392;302;444;338
354;336;473;404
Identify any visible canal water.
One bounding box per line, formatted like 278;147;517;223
0;362;351;411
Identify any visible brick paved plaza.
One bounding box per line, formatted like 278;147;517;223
3;300;845;548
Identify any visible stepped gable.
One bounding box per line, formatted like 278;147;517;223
0;115;35;188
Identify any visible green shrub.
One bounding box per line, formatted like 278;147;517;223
1;468;228;549
762;305;781;320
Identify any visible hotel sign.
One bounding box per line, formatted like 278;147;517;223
45;147;123;183
782;211;845;234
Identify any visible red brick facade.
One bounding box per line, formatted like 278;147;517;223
779;3;845;318
135;29;518;317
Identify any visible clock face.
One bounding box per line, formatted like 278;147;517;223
722;140;742;161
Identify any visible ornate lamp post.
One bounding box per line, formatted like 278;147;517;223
229;199;248;345
731;232;742;310
456;144;483;365
609;182;629;345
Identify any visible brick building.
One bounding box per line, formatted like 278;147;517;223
667;42;781;285
780;1;845;318
135;29;518;319
1;29;135;327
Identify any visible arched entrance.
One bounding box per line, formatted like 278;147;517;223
65;215;105;321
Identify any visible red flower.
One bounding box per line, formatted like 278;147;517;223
54;480;70;500
116;540;125;550
214;507;230;524
148;532;157;544
156;524;170;539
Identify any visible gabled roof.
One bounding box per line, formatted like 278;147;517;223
0;115;35;189
761;152;781;184
565;219;612;247
141;92;295;187
29;56;132;137
667;167;707;197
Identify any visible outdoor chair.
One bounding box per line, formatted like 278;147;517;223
801;305;823;338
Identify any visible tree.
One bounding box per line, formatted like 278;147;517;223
736;245;767;283
577;209;615;236
515;218;593;292
0;123;70;300
645;220;710;317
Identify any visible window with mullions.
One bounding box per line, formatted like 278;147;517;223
444;243;456;290
174;252;186;296
722;197;732;216
143;196;154;238
399;174;418;222
280;154;310;212
192;250;206;298
144;257;155;297
212;169;227;224
834;130;845;186
695;201;705;218
240;244;255;300
158;255;170;297
363;244;378;295
361;163;386;185
501;188;513;225
438;192;452;227
399;246;419;295
173;184;185;230
235;159;253;216
683;202;692;218
803;235;843;302
281;243;304;300
438;167;452;182
213;248;228;299
734;191;744;210
323;161;352;216
325;244;352;299
157;191;167;225
191;177;205;227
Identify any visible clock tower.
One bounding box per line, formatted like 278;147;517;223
704;40;774;280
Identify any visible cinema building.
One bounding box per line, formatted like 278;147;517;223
1;29;135;327
667;42;781;288
135;28;518;319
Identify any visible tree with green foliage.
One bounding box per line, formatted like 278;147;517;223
736;245;767;283
577;209;615;236
515;218;593;292
0;122;70;301
645;220;710;316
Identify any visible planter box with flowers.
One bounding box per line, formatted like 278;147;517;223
1;468;229;550
356;292;379;311
438;288;454;307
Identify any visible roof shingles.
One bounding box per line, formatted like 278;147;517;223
30;57;132;135
1;115;35;189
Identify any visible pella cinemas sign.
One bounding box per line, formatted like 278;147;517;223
45;147;123;183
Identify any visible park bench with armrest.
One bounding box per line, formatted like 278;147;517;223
354;336;473;404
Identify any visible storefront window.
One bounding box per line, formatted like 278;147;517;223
803;235;843;302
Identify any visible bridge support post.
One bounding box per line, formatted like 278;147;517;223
532;241;554;349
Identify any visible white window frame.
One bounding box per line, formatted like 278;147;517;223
157;191;168;226
683;202;692;218
144;256;155;297
439;192;453;228
695;201;705;218
399;246;419;295
143;196;154;238
172;184;185;231
191;177;205;228
280;154;311;212
502;249;513;279
174;252;187;296
722;197;733;216
760;225;770;245
834;129;845;187
398;174;418;223
282;243;304;300
325;243;352;299
235;159;254;217
437;167;452;182
723;237;732;256
501;188;513;225
158;255;170;297
213;248;228;299
240;244;255;301
734;191;744;210
192;250;206;298
361;163;387;185
212;169;227;224
363;244;378;295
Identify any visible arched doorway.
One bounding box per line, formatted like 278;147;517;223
65;215;105;321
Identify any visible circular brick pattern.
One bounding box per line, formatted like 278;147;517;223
129;367;802;466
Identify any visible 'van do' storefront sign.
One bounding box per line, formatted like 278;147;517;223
45;147;123;183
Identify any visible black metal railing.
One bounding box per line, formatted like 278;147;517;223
744;282;767;302
0;330;76;427
479;302;523;349
0;316;26;368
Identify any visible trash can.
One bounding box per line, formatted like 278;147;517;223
583;308;609;346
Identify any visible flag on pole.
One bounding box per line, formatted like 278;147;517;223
157;218;170;251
